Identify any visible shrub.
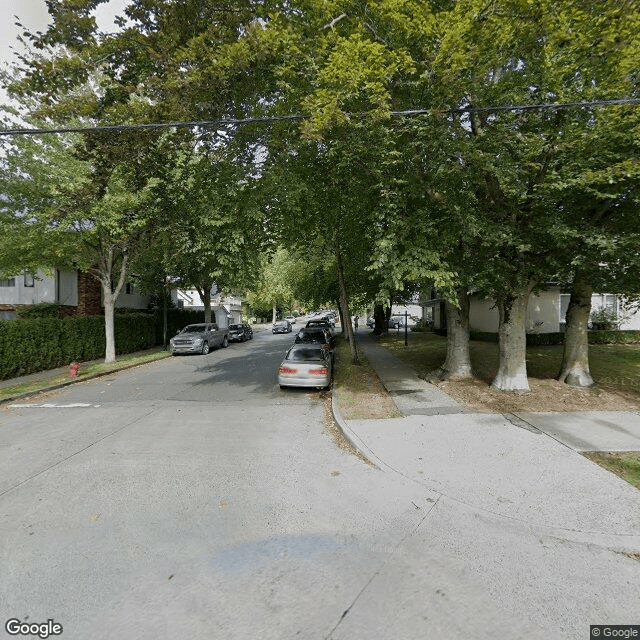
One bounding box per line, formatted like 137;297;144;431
16;303;64;319
588;330;640;344
590;308;619;330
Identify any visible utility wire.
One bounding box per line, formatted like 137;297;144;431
0;98;639;137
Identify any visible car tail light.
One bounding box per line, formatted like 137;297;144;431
309;368;329;375
279;366;297;374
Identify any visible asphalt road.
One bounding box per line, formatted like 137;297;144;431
1;329;636;639
0;330;439;640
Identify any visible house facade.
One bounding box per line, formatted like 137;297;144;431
425;286;640;333
171;287;244;327
0;269;149;320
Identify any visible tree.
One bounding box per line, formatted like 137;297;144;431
246;247;300;323
150;136;264;322
1;122;159;362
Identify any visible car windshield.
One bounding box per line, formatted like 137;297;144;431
296;330;325;341
182;325;205;333
229;324;240;330
286;347;323;361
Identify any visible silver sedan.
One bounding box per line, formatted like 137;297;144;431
278;344;333;390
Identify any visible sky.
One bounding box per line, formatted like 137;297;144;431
0;0;127;104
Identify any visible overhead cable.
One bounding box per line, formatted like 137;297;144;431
0;98;639;137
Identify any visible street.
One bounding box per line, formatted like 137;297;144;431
0;331;434;640
1;330;638;639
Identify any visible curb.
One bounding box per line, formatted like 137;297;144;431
0;352;172;406
330;388;382;470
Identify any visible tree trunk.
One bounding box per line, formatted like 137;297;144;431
373;303;386;335
335;244;359;364
103;289;117;363
337;301;346;335
99;248;128;364
203;289;212;323
430;288;472;380
272;304;277;324
491;280;536;392
557;273;595;387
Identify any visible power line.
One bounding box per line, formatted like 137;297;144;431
0;98;639;137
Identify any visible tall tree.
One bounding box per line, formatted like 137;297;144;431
1;124;159;362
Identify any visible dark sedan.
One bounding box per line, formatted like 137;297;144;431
272;320;292;334
294;327;336;360
228;323;253;342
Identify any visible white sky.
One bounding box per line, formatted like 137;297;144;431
0;0;127;104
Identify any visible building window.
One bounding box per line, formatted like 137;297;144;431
0;278;16;287
603;294;617;315
24;272;35;287
559;294;571;322
125;282;133;294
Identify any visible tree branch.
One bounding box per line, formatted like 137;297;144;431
322;13;348;30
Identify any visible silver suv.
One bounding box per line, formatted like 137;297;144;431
170;323;229;355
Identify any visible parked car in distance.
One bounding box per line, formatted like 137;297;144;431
272;320;292;334
170;323;228;355
306;318;334;329
278;344;333;390
295;327;336;354
228;323;253;342
366;316;375;328
284;315;297;324
388;315;417;329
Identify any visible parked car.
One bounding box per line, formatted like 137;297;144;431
388;315;417;329
272;320;292;334
278;344;333;390
306;318;334;329
284;315;297;324
170;323;228;355
228;323;253;342
295;326;336;357
241;323;253;340
366;316;375;328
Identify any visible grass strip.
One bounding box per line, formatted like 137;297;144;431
333;338;402;420
0;350;171;402
583;452;640;491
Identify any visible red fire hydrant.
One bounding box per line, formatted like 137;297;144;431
69;362;81;378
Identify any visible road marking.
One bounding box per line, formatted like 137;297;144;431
8;403;101;408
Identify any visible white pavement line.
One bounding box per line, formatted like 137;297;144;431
8;403;101;408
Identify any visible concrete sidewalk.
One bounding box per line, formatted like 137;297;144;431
333;327;640;532
350;328;640;453
330;329;640;637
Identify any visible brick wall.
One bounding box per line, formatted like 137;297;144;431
77;272;102;316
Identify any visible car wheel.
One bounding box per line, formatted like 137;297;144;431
201;341;210;355
222;336;228;348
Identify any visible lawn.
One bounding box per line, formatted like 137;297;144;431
375;331;640;413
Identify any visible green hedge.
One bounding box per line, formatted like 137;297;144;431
588;330;640;344
0;309;209;380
